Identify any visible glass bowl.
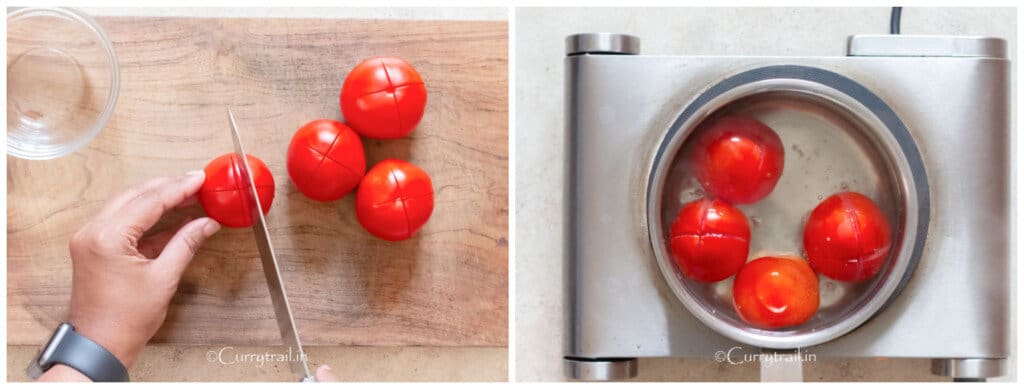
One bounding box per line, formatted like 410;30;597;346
7;7;118;160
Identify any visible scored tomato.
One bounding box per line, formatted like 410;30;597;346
355;159;434;241
690;115;785;204
733;256;820;329
198;153;275;228
287;119;366;202
669;198;751;282
340;57;427;139
803;191;892;282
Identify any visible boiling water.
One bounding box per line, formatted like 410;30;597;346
659;91;903;332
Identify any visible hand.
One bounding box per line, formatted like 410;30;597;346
61;171;220;370
315;365;338;382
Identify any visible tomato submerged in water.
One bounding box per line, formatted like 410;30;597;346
669;198;751;282
803;191;892;282
733;256;820;329
340;57;427;139
690;115;785;204
198;153;275;228
286;119;366;202
355;159;434;241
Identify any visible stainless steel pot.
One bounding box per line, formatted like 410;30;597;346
646;65;930;349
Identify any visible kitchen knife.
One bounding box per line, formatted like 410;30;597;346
226;108;314;382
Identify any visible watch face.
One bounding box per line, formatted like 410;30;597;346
38;323;72;366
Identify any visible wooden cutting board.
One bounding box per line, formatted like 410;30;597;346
7;17;508;347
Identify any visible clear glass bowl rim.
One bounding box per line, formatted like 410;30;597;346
7;7;119;160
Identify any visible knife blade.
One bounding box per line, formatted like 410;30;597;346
226;108;314;382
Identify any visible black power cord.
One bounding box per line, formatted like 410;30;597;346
890;7;903;34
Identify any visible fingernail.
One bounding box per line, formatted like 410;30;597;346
186;170;205;178
202;219;221;236
320;364;332;372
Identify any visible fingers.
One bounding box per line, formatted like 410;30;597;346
96;175;177;220
315;365;338;382
113;171;207;238
154;217;221;278
176;194;200;209
137;217;194;259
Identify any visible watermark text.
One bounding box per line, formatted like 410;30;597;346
713;346;816;366
205;347;308;367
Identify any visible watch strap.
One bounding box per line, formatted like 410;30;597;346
39;324;129;382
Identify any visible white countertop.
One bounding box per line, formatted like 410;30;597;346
514;6;1017;382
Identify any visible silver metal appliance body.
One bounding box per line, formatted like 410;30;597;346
565;34;1011;380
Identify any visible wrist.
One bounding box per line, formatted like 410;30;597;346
29;322;131;382
69;321;142;368
36;363;92;382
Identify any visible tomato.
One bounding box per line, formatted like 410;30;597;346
198;153;275;228
733;256;819;329
355;159;434;241
668;198;750;282
340;57;427;139
690;115;784;204
286;119;366;202
803;191;892;282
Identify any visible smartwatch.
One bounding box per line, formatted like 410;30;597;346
26;322;129;382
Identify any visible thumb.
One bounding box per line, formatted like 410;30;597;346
315;365;338;382
155;217;220;277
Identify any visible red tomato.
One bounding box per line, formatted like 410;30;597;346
355;159;434;241
198;153;275;228
669;198;751;282
690;115;784;204
803;191;892;282
733;256;820;329
286;119;366;202
340;57;427;139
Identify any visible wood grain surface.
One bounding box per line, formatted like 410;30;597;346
7;17;508;347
